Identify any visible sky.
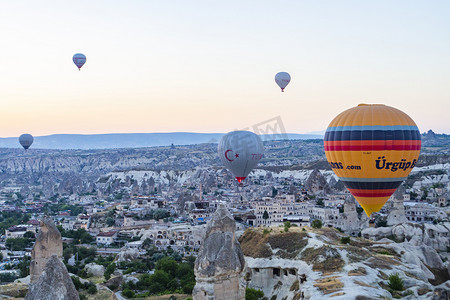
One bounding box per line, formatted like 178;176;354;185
1;0;449;137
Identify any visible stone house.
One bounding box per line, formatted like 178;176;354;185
96;231;118;245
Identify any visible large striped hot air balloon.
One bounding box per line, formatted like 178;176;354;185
324;104;421;217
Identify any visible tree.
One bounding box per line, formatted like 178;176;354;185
156;256;178;278
316;199;324;207
272;187;278;197
105;217;115;227
388;273;404;291
122;289;135;298
262;210;269;221
148;270;170;294
284;221;291;232
104;263;116;281
311;219;322;229
245;287;264;300
340;237;350;244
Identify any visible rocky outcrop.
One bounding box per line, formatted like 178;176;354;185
362;222;450;252
85;263;105;277
0;282;29;298
30;217;63;282
193;204;245;300
386;197;408;226
305;169;331;194
117;248;140;262
25;255;79;300
239;226;449;299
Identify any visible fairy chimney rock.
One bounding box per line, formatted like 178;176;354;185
25;255;79;300
30;217;63;282
193;203;245;300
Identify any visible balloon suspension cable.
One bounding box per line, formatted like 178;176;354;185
281;89;284;92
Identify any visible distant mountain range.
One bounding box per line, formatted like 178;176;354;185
0;132;324;150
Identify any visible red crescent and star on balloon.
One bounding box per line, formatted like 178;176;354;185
225;149;239;162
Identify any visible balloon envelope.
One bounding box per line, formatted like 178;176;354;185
73;53;86;70
19;134;34;150
324;104;421;217
218;131;264;183
275;72;291;92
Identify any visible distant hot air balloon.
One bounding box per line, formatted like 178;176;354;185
324;104;421;217
275;72;291;92
73;53;86;70
19;134;34;150
218;131;264;183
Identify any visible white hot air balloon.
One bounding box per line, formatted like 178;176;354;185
73;53;86;70
218;131;264;183
275;72;291;92
19;134;34;150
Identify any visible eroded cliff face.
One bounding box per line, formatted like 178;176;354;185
193;204;245;300
30;217;63;282
239;226;450;300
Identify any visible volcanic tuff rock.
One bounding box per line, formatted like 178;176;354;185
30;216;63;282
25;255;79;300
362;222;450;252
238;226;450;299
305;169;331;194
193;204;245;300
85;263;105;277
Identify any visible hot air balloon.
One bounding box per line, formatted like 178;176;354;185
324;104;421;217
275;72;291;92
218;131;264;183
19;134;34;150
73;53;86;70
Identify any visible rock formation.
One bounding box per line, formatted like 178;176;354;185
25;255;79;300
30;216;63;282
193;204;245;300
305;169;331;194
387;197;408;226
85;263;105;277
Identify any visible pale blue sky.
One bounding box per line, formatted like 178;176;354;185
0;0;449;136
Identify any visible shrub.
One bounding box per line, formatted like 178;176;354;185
340;237;351;244
122;288;135;298
87;285;97;294
284;221;291;232
245;287;264;300
388;273;404;291
311;219;322;229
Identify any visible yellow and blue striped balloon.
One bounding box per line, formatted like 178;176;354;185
324;104;421;217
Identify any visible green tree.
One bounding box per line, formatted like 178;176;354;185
6;237;32;251
284;221;291;232
148;270;170;294
262;210;269;221
340;237;351;244
105;217;115;227
245;287;264;300
104;263;116;281
388;273;404;291
272;187;278;197
316;199;324;207
311;219;322;229
122;289;135;298
156;256;178;278
87;285;97;294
